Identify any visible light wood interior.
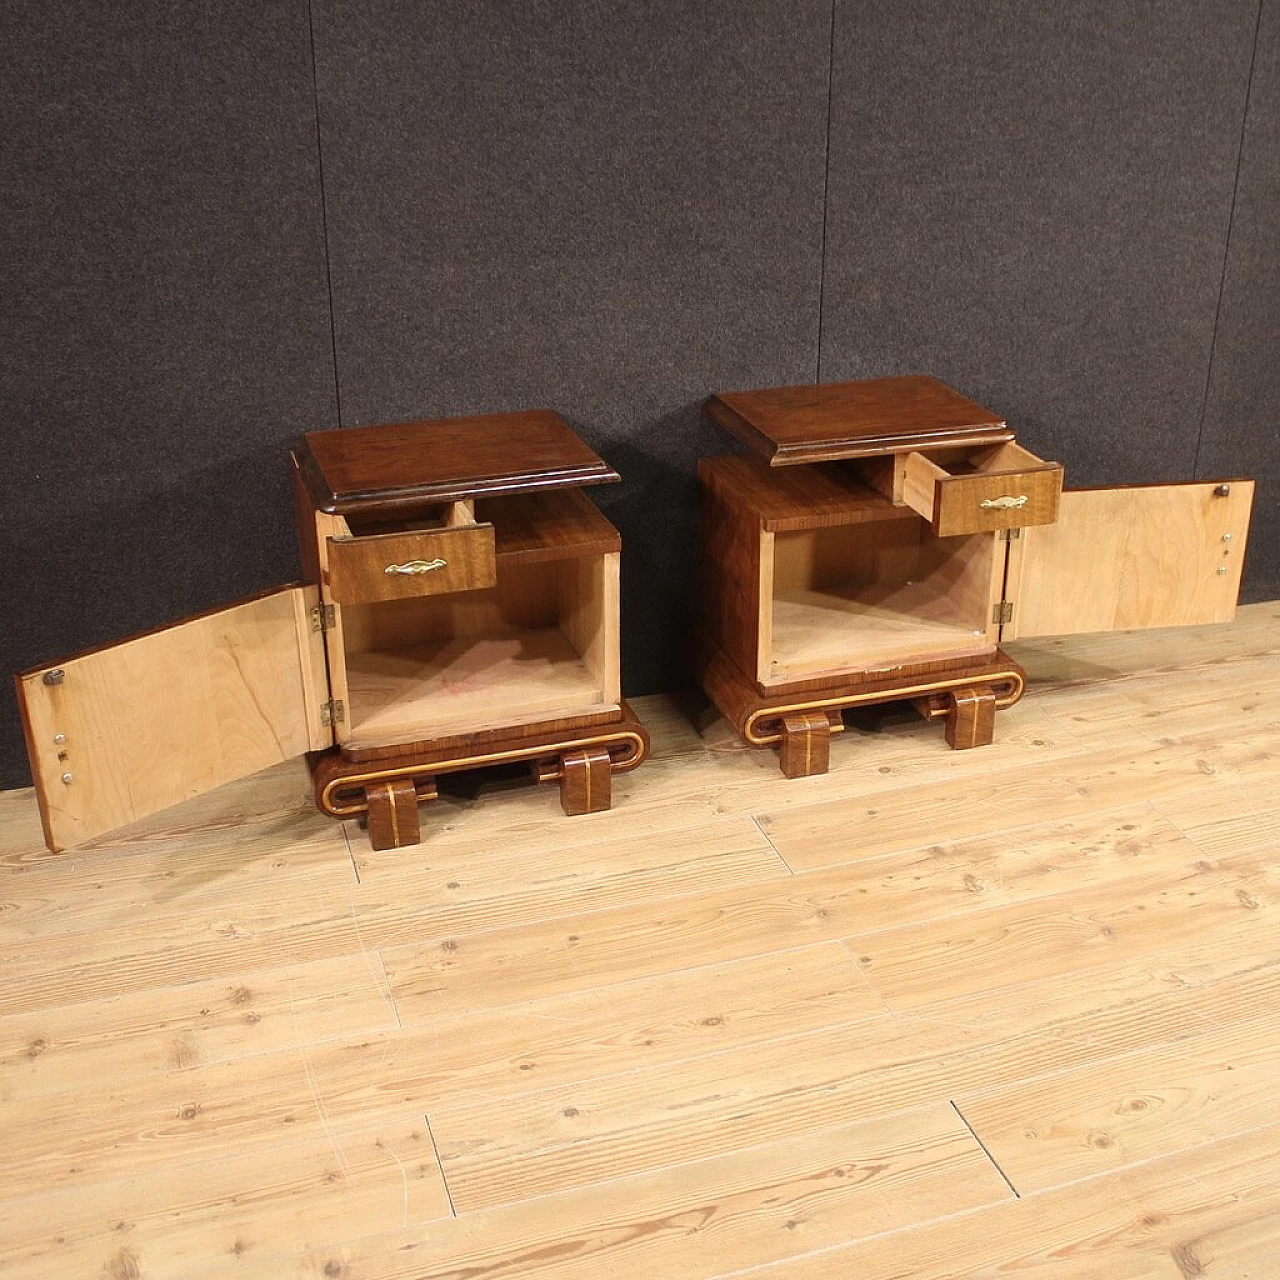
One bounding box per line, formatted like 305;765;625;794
17;586;329;850
321;491;621;749
974;439;1051;472
910;439;1051;479
1007;480;1255;640
339;553;620;748
901;450;950;517
342;502;473;538
764;517;1000;684
313;507;353;740
3;602;1277;1277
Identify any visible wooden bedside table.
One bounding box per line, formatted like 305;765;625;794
697;376;1254;775
18;410;648;852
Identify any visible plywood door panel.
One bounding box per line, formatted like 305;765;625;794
16;586;328;851
1007;481;1254;639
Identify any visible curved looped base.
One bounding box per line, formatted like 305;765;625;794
309;702;650;847
697;636;1027;777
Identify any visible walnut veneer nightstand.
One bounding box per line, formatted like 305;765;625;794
18;410;647;851
696;376;1254;775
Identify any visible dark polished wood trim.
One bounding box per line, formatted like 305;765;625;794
559;746;613;815
337;706;623;765
704;376;1013;467
311;701;649;819
697;634;1025;757
294;410;620;514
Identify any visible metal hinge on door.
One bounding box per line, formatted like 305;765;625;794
993;601;1014;625
999;528;1022;541
310;604;336;632
320;698;345;726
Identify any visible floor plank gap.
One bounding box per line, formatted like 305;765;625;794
950;1099;1020;1198
751;813;796;874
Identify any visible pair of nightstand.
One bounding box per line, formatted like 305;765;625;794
696;376;1252;777
17;377;1253;852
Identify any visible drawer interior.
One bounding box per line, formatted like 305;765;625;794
901;441;1063;535
903;440;1056;488
914;440;1050;476
763;515;1000;686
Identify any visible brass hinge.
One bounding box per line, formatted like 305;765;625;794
1000;527;1022;541
993;601;1014;625
320;698;345;726
310;603;336;632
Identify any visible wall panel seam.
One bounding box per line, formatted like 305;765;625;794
1194;0;1266;475
815;0;838;383
305;0;345;428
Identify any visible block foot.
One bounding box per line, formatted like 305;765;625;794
559;746;613;815
944;685;997;750
779;710;832;778
365;779;424;849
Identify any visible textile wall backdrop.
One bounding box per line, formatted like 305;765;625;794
2;0;1275;788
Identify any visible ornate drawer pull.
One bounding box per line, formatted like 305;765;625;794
384;558;447;575
979;495;1029;510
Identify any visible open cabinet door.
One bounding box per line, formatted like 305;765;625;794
1004;481;1254;641
16;585;333;851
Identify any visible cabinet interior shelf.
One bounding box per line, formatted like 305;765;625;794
770;581;991;681
339;550;620;749
763;518;998;686
343;626;613;747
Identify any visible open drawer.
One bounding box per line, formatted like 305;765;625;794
326;520;496;604
902;441;1064;536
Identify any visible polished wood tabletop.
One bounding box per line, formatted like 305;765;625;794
705;374;1014;465
297;408;619;512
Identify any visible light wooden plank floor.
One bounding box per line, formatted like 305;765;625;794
1;601;1278;1279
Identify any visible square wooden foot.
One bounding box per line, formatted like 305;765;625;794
779;711;832;778
944;685;997;750
365;779;423;849
559;747;612;815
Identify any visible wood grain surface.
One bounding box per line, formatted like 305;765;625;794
296;409;620;513
16;586;328;850
325;522;497;604
1008;480;1254;638
705;376;1013;465
0;601;1276;1278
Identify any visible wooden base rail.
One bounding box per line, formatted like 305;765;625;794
744;669;1025;745
698;635;1026;778
310;702;649;847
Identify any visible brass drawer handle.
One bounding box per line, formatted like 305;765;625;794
979;495;1029;510
384;558;447;575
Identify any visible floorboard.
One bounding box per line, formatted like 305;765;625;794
0;603;1276;1277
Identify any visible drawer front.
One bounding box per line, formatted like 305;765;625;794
326;524;496;604
933;464;1063;536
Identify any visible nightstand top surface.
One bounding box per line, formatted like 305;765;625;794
296;409;619;513
705;375;1013;465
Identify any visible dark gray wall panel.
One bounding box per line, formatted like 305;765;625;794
5;0;1275;798
311;0;831;696
820;0;1257;489
1;1;337;787
1200;0;1279;602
